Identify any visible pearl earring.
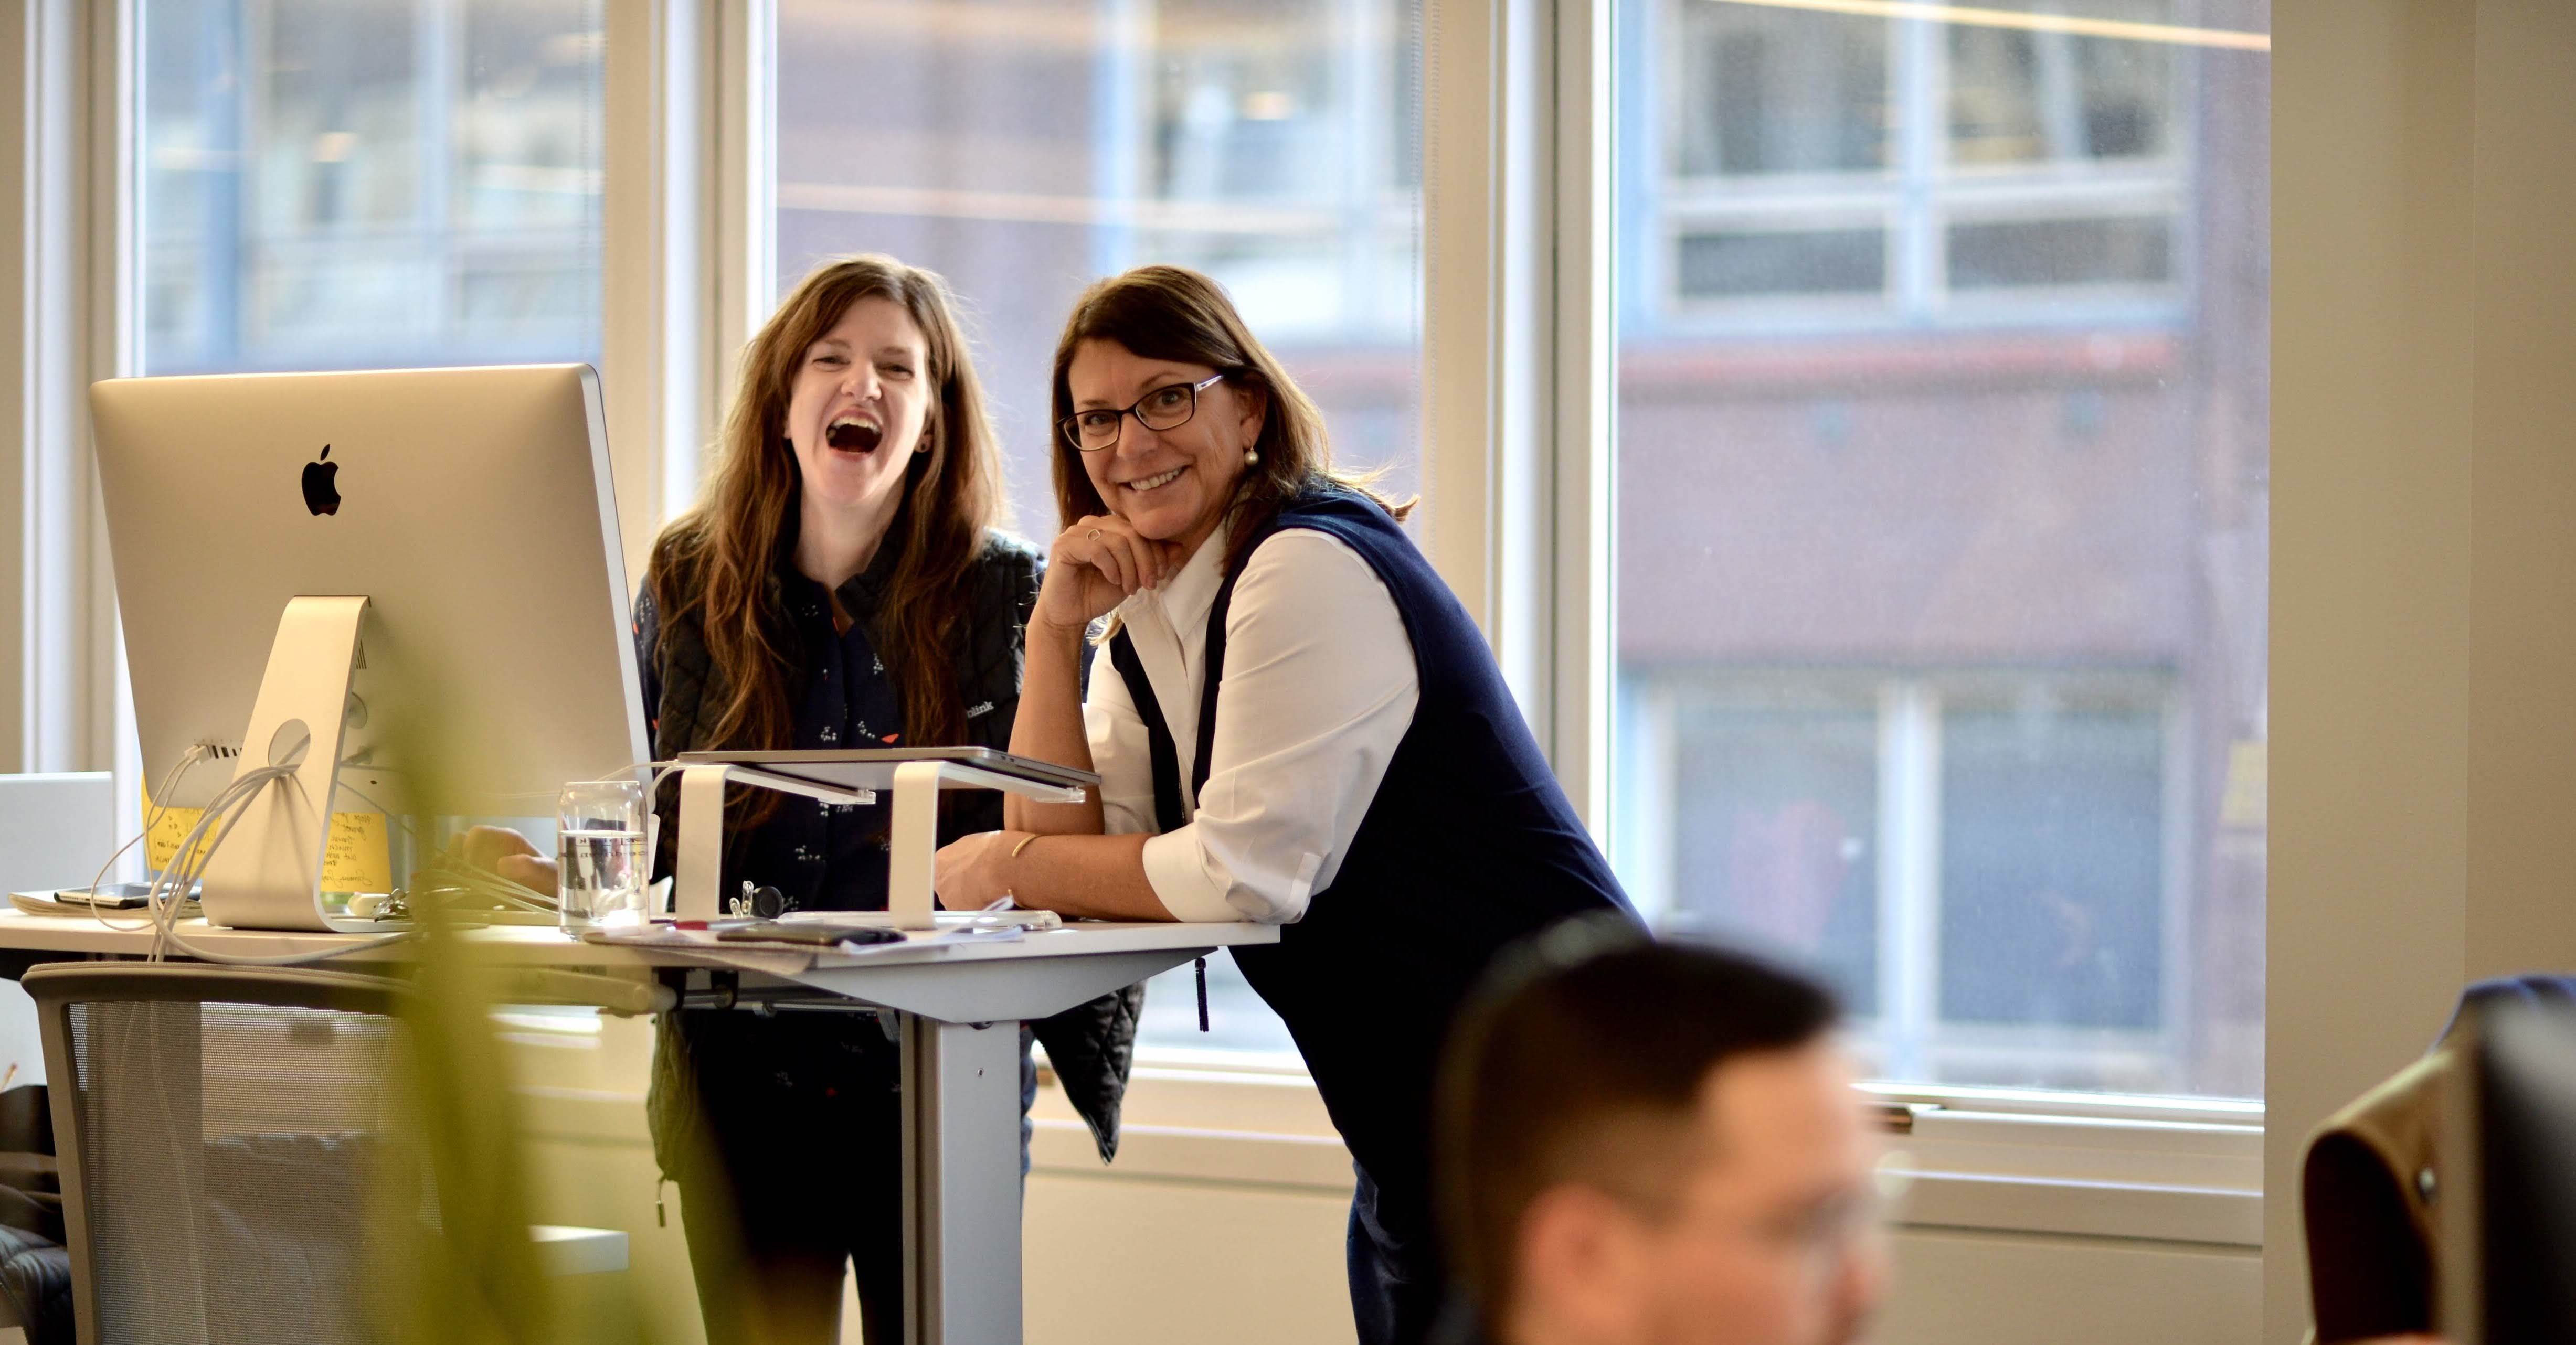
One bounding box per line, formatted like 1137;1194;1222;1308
1243;448;1259;466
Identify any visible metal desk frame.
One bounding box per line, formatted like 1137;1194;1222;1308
0;911;1275;1344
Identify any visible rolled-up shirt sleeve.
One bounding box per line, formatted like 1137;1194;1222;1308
1139;531;1419;925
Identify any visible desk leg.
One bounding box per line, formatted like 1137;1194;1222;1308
900;1014;1022;1345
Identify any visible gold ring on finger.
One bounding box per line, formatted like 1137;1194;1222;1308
1087;529;1101;541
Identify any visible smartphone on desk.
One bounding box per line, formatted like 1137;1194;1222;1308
713;920;906;947
53;882;193;910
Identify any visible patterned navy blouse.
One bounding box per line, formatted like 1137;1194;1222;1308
631;538;1020;914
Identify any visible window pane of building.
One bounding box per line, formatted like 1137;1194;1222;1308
140;0;604;374
1678;226;1888;300
1946;215;2173;290
1614;1;2268;1098
1937;695;2165;1031
1948;7;2177;167
1677;5;1888;178
775;0;1422;1060
1655;687;1881;1017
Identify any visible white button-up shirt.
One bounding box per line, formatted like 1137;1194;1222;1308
1083;521;1420;924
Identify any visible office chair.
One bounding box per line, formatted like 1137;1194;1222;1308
20;962;665;1345
0;1081;69;1343
2302;975;2576;1343
22;964;422;1344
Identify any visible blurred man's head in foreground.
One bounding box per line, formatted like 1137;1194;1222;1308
1438;924;1887;1345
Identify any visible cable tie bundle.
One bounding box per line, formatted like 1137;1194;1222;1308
77;756;690;966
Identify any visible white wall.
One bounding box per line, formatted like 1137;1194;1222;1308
2269;0;2576;1340
1021;1177;2260;1345
508;1025;2261;1345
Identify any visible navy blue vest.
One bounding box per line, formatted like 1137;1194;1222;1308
1111;490;1636;1230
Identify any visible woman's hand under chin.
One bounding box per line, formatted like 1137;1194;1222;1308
1032;514;1179;635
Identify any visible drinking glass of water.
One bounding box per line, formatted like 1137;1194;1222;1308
557;778;647;930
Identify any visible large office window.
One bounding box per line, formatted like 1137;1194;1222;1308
1612;0;2270;1098
140;0;605;375
775;0;1424;1058
1649;0;2191;322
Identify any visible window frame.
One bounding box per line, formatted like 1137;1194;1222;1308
1141;0;2272;1184
1133;0;2261;1116
1630;0;2199;334
0;0;131;801
599;0;773;580
0;0;2280;1240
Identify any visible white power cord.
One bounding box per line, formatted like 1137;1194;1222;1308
79;743;214;937
329;780;559;918
393;760;685;916
141;762;411;966
76;756;688;966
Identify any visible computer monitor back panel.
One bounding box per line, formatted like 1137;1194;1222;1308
91;365;649;818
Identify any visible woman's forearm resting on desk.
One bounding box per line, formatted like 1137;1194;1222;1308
934;830;1175;922
1003;617;1105;836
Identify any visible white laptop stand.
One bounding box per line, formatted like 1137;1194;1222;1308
670;754;1089;928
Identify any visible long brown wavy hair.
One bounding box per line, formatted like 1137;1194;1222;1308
651;255;1002;815
1048;265;1412;579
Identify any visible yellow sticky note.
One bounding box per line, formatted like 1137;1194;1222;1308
143;785;394;894
321;811;394;892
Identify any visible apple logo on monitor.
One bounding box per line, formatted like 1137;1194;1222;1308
301;445;341;516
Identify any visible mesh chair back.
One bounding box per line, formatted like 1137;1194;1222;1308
23;965;430;1345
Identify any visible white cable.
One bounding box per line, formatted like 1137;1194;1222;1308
332;780;559;915
322;779;556;915
421;759;685;909
144;765;411;966
79;744;212;936
150;766;299;952
142;764;291;958
409;862;557;915
76;756;690;966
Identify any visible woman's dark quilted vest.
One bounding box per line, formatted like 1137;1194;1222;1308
1109;489;1635;1227
643;532;1144;1165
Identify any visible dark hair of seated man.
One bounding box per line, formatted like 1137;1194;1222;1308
1435;920;1884;1345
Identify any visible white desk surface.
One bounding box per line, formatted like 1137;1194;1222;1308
0;908;1277;973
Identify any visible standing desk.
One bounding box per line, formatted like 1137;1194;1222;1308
0;909;1277;1345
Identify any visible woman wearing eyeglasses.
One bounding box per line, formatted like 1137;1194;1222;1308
934;265;1636;1345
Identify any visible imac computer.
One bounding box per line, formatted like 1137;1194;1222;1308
90;364;650;932
2437;995;2576;1342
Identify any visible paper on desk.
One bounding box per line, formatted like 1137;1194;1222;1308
774;908;1062;933
575;923;1022;973
573;925;814;978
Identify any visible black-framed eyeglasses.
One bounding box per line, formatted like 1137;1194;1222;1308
1059;372;1227;452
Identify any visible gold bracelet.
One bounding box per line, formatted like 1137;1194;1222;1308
1010;833;1042;860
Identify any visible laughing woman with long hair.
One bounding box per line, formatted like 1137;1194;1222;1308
475;255;1141;1344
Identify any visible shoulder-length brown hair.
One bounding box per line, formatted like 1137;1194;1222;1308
1047;265;1411;579
651;254;1003;775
